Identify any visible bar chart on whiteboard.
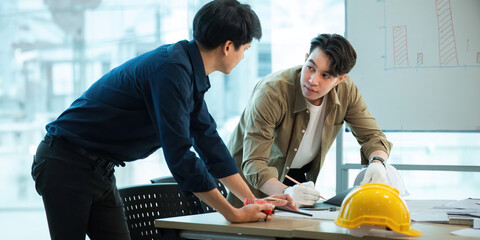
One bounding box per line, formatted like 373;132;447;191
346;0;480;131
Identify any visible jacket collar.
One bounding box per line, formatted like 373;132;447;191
186;40;210;93
325;83;341;116
294;67;307;113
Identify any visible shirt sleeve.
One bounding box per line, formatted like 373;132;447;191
344;81;393;165
239;85;283;189
190;99;239;179
146;63;217;194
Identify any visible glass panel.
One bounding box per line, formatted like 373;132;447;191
343;131;480;199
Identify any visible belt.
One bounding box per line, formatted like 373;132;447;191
43;134;123;177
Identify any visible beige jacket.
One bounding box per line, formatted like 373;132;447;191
226;65;392;207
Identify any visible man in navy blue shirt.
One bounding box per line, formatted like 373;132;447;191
31;1;295;239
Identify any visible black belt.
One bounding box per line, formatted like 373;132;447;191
43;135;123;177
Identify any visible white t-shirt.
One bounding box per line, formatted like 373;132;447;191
290;97;327;169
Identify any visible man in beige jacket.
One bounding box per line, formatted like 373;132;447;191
227;34;393;207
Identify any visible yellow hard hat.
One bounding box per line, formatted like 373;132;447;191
335;183;421;237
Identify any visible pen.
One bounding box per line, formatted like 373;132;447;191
285;174;326;200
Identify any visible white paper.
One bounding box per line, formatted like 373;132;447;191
411;198;480;223
437;198;480;210
450;228;480;238
475;218;480;229
410;208;449;223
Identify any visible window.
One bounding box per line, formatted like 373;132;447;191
1;1;344;238
4;1;477;239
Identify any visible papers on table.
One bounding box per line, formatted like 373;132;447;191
410;198;480;238
441;198;480;210
450;228;480;238
410;208;450;223
448;210;480;226
437;198;480;227
411;198;480;224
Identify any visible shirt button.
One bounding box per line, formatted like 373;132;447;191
302;129;305;133
306;110;310;114
286;166;290;170
294;148;298;152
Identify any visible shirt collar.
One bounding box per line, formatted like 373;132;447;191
329;84;341;106
186;40;210;92
294;67;307;113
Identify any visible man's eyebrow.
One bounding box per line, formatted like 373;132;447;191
307;59;318;68
322;71;334;77
308;59;333;76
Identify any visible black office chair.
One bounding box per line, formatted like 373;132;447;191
149;176;178;184
118;183;205;240
150;176;229;213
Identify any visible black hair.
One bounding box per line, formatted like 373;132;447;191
193;0;262;50
309;34;357;76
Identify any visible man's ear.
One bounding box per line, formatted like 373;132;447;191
336;74;347;86
222;40;234;56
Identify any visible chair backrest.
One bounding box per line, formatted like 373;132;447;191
118;183;205;240
150;176;229;213
149;176;177;184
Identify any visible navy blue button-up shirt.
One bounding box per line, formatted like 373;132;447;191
46;40;238;194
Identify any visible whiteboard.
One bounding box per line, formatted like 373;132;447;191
345;0;480;131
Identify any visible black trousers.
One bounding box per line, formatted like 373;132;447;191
31;135;130;240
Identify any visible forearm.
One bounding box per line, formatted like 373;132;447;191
259;177;287;196
218;173;255;200
193;188;239;221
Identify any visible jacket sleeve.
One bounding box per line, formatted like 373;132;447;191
239;84;284;189
343;80;393;165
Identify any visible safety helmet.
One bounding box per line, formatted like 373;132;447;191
354;163;408;196
335;183;421;237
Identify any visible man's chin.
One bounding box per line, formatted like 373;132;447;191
213;69;232;75
221;69;233;74
302;93;318;101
